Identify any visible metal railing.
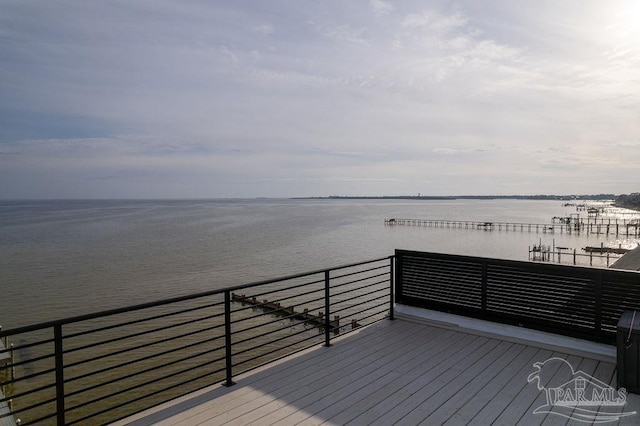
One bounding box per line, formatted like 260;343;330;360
0;256;394;425
395;249;640;344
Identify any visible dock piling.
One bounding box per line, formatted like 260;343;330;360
231;293;352;334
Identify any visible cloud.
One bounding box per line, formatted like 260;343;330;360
318;24;369;45
252;24;274;36
606;140;640;148
370;0;394;17
1;1;639;198
401;10;469;33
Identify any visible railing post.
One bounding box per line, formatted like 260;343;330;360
395;251;403;304
389;256;395;320
223;290;235;387
53;324;65;426
324;271;332;347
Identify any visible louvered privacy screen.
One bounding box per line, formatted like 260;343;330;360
395;249;640;344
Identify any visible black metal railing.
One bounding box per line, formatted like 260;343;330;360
395;249;640;344
0;256;394;425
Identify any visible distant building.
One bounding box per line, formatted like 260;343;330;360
610;246;640;271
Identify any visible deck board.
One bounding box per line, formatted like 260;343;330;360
272;329;454;425
416;342;525;425
443;344;541;425
241;325;455;425
372;337;499;426
165;321;432;425
214;322;432;425
586;361;618;425
120;318;640;426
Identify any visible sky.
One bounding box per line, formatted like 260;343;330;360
1;0;639;199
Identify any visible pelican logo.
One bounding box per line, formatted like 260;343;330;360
528;357;637;423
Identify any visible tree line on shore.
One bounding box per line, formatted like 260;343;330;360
615;193;640;211
305;193;640;211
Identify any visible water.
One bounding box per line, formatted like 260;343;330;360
1;198;638;329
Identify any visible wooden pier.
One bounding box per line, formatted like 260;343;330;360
0;389;15;426
385;218;640;237
528;244;628;267
231;293;359;334
0;328;16;426
583;245;629;254
0;331;8;364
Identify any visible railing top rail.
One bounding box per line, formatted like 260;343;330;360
0;255;394;337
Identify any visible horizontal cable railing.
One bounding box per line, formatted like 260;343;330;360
395;249;640;344
0;256;394;425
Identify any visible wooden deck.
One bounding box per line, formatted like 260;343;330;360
119;317;640;426
0;389;16;426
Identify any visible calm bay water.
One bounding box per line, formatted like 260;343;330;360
1;198;637;329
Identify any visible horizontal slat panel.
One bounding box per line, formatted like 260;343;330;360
400;254;482;309
600;273;640;333
396;250;640;344
487;264;596;328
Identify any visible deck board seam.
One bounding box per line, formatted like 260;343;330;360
419;341;528;424
222;324;450;425
366;335;492;425
280;327;469;424
318;328;476;425
391;338;506;425
170;321;437;425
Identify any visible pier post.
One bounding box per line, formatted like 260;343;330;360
10;343;14;383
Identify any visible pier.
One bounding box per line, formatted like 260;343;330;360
384;218;640;237
231;293;357;334
0;328;15;426
528;244;626;267
0;331;8;364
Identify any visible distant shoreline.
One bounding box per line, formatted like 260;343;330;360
296;194;617;201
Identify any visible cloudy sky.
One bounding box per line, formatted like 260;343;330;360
1;0;639;199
